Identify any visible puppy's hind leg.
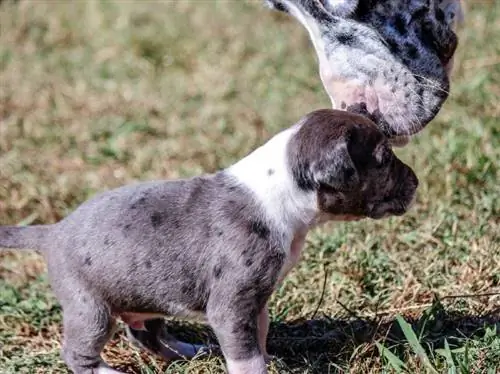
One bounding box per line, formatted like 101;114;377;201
60;296;123;374
126;319;215;361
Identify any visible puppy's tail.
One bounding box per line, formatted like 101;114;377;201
0;225;51;252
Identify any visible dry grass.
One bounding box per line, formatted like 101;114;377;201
0;1;499;373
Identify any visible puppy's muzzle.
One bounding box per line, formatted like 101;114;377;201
367;164;419;219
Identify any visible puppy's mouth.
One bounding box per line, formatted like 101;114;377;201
365;193;417;220
335;215;365;222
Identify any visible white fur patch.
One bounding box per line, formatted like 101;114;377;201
95;364;126;374
227;126;317;249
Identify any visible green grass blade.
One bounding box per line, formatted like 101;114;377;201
396;315;438;374
376;342;407;373
435;339;457;374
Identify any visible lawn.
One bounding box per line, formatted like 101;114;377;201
0;1;498;373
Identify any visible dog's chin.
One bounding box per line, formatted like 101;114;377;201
337;102;412;147
324;74;447;141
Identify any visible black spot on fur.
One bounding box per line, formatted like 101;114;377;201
213;265;222;279
145;260;152;269
250;220;270;240
293;161;315;191
216;229;224;237
341;101;347;109
130;196;147;210
411;6;429;23
150;212;164;228
343;167;355;181
405;43;419;59
386;39;400;54
84;255;92;266
124;224;131;230
244;258;254;267
337;32;356;46
436;8;445;22
267;169;275;176
394;13;407;35
273;2;288;13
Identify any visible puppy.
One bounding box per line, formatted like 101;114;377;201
0;109;418;374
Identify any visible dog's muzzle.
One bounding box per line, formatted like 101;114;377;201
366;165;419;219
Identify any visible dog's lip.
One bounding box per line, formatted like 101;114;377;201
366;210;386;220
337;215;365;221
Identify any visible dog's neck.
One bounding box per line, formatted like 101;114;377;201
227;126;318;239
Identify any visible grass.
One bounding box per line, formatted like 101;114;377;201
0;0;498;373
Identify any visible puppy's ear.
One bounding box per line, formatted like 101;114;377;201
311;129;359;191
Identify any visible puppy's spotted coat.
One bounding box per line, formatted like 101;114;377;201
0;109;418;374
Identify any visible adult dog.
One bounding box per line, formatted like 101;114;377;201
266;0;464;144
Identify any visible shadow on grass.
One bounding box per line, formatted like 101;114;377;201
268;309;499;372
164;304;499;373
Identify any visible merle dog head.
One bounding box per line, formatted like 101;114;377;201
288;109;419;220
266;0;464;141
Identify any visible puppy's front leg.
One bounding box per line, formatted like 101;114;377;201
207;301;267;374
126;319;211;360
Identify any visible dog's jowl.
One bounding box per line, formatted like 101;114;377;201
0;109;418;374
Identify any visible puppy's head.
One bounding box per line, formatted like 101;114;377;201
288;109;419;220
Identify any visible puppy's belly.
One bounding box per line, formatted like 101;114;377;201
119;312;165;330
118;309;207;330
